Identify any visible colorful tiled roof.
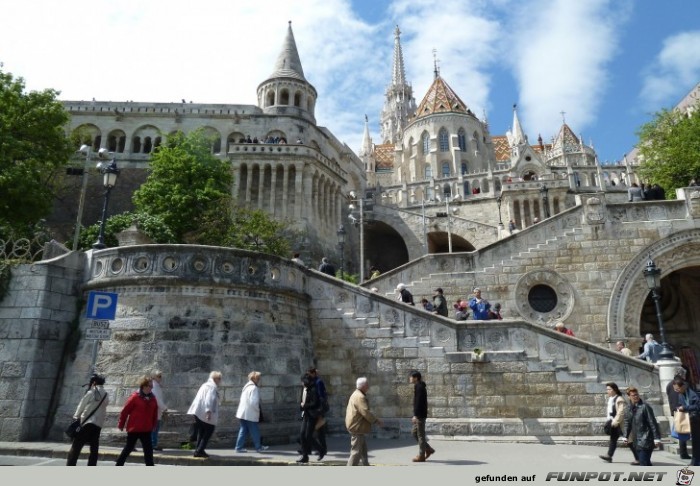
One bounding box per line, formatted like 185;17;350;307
413;76;470;120
374;143;395;170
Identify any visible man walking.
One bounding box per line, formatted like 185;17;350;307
345;377;383;466
637;334;661;363
308;367;328;460
432;288;448;317
409;371;435;462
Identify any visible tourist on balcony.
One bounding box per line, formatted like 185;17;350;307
628;183;644;202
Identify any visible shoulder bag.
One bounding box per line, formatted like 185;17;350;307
65;392;107;439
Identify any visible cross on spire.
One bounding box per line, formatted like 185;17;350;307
560;111;567;124
432;49;441;78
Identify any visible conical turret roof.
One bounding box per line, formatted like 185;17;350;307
414;76;470;120
267;21;307;81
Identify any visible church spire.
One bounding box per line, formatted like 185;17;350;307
391;26;407;88
380;25;417;144
360;114;373;157
506;103;527;147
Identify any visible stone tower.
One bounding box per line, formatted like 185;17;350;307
379;26;417;144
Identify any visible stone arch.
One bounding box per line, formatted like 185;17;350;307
607;229;700;343
280;89;290;105
228;131;246;146
72;123;102;150
132;124;161;154
293;90;303;107
107;129;126;153
201;126;222;154
265;89;275;107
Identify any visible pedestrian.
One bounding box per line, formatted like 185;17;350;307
186;370;222;458
453;299;469;320
599;382;626;463
615;341;633;357
150;370;167;451
369;266;381;279
409;371;435;462
420;298;434;312
488;302;503;320
297;373;323;463
672;376;700;466
345;377;383;466
469;288;491;320
308;367;328;460
628;183;644;202
637;333;662;363
623;387;661;466
508;219;516;234
115;375;159;466
396;283;415;306
667;368;692;461
432;288;448;317
554;322;575;336
291;252;305;266
66;373;109;466
235;371;269;453
318;257;336;277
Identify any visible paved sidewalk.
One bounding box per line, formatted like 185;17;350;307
0;436;691;468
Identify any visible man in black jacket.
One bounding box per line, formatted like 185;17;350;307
409;371;434;462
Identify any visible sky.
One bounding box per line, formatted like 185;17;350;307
1;0;699;165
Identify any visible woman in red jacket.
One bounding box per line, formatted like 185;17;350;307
115;376;159;466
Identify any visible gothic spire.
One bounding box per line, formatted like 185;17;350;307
360;114;373;157
506;103;527;146
391;26;407;87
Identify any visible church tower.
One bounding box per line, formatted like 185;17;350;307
257;21;318;124
380;26;417;144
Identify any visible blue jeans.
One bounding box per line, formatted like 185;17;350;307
235;419;261;450
636;448;653;466
151;420;161;448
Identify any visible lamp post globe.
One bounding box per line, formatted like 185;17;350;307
642;257;674;360
92;159;120;250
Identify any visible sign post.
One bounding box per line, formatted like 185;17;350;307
85;291;118;376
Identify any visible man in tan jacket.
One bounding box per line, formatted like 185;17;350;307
345;377;383;466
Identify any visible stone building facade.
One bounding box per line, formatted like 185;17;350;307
57;22;365;265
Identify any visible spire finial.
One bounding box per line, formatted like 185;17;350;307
365;114;368;123
560;110;567;124
432;49;440;78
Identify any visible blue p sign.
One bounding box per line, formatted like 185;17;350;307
86;291;118;320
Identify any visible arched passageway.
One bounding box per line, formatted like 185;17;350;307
363;221;409;274
639;265;700;382
427;232;475;254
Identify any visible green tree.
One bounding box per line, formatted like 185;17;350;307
77;211;176;250
132;130;232;241
636;101;700;199
0;69;73;238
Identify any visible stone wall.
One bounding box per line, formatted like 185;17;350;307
0;252;84;441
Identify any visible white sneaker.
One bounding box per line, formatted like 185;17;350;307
256;446;269;452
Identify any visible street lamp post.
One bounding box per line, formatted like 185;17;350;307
496;195;504;228
92;159;120;250
642;257;674;360
73;145;110;250
348;192;365;282
540;184;550;218
444;186;452;253
337;224;346;280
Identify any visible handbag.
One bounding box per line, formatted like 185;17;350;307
671;423;691;441
65;392;107;439
674;411;691;434
603;420;613;436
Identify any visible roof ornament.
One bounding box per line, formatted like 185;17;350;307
432;48;440;79
560;110;567;124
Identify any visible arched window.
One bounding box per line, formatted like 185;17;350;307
294;91;302;107
439;128;449;152
266;90;275;107
457;128;467;151
461;162;468;175
424;164;433;179
442;162;450;177
280;89;289;105
422;132;430;154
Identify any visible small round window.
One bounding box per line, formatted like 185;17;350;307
528;284;557;312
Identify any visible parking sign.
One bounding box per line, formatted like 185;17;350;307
86;291;118;320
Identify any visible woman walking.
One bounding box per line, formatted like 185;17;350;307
115;376;159;466
235;371;268;453
297;372;323;463
187;371;222;458
66;374;109;466
599;382;626;463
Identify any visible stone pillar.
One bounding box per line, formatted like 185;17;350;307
658;358;681;416
270;166;278;217
295;165;306;220
257;165;265;210
245;164;253;206
282;165;290;219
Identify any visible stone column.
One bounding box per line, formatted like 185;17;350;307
282;165;290;219
245;164;254;206
257;165;265;210
270;166;278;218
295;165;306;220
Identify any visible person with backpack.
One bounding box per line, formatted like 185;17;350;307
599;382;626;463
638;334;662;363
66;373;109;466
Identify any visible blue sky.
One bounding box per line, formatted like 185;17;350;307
1;0;699;164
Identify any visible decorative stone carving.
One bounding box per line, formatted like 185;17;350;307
688;190;700;218
514;269;575;326
584;196;605;224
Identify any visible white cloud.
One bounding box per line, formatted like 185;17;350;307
640;31;700;108
506;0;628;141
